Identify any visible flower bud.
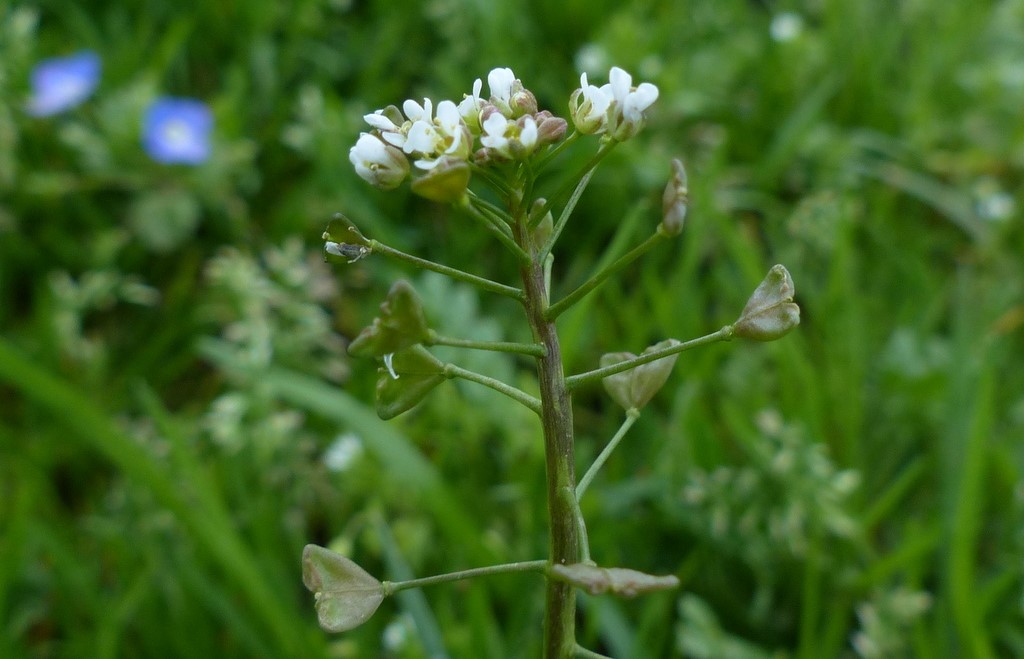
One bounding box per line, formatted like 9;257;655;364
410;156;471;203
533;110;568;145
601;339;681;410
733;265;801;341
509;83;538;117
660;158;688;236
349;132;409;190
530;198;554;248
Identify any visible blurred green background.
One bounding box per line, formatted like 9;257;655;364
2;0;1023;657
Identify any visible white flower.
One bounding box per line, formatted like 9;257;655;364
569;72;613;134
480;112;510;151
603;66;659;141
481;113;537;159
404;119;442;155
349;133;410;189
403;100;470;169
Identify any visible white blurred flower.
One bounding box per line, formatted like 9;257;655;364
323;432;364;472
770;12;804;42
974;179;1015;222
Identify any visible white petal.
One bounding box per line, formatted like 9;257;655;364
488;67;515;102
380;131;406;148
364;111;398;131
403;98;433;122
519;116;538;149
482;112;508;136
404;120;440;154
632;83;659;110
435;100;461;131
608;66;632;101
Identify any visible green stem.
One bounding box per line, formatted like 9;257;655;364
534;130;580;174
538;168;595;261
546;228;669;321
462;196;532;262
442;362;542;414
470;162;514;199
564;486;591;563
368;239;525;302
466;193;515;231
575;410;640;500
537;141;618;256
515;209;580;659
383;560;548;595
428;331;547;357
567;326;734;391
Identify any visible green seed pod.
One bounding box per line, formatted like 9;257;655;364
601;339;681;410
733;264;801;341
375;345;446;420
348;280;431;358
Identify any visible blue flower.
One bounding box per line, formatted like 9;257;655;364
26;51;101;117
142;97;213;165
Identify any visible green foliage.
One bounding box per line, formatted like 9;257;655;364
2;0;1023;657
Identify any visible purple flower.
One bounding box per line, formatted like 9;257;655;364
26;51;101;117
142;97;213;165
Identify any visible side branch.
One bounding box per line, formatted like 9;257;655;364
442;362;542;414
384;560;548;595
545;228;669;320
566;326;734;391
369;239;525;302
428;331;547;357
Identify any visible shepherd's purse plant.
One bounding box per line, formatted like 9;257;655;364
302;65;800;659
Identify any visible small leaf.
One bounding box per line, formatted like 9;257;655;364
301;544;385;633
734;264;801;341
375;345;446;419
600;339;680;410
349;280;431;358
550;563;680;598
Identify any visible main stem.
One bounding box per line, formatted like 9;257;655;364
515;218;579;659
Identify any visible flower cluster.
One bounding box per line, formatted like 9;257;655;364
350;66;658;200
26;50;213;165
